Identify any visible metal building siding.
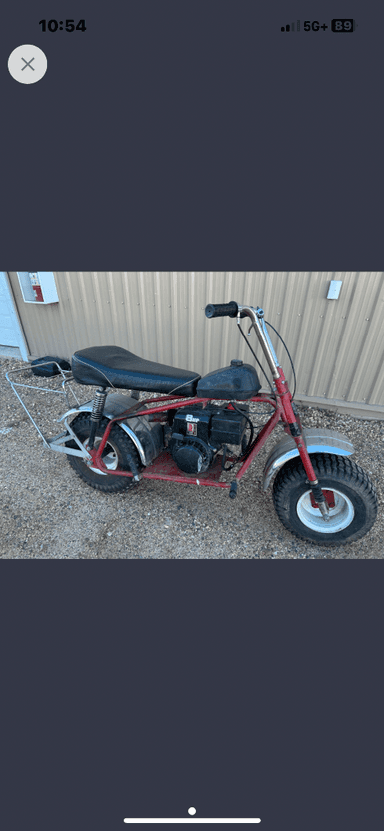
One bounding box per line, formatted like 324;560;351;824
7;271;384;413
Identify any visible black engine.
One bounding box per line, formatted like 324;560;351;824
169;405;248;474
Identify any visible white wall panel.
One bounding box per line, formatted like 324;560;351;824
8;272;384;416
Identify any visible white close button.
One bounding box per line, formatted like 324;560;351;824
8;45;47;84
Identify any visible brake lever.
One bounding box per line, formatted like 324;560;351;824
236;309;254;337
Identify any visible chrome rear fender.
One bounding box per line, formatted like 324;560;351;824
263;428;354;491
58;393;147;465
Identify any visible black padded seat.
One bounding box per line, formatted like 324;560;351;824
72;346;201;397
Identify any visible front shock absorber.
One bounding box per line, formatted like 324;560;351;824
87;387;108;450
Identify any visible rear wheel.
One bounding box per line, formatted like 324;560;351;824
272;453;377;546
66;414;141;493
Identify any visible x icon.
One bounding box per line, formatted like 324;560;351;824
21;57;35;71
8;45;47;84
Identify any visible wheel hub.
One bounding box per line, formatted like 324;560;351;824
297;488;355;533
83;439;118;475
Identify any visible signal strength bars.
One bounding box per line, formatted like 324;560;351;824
281;21;300;31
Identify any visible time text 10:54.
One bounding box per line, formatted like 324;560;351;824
39;20;87;33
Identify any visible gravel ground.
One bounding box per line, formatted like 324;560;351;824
1;357;383;559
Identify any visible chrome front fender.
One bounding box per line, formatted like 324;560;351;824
263;428;354;491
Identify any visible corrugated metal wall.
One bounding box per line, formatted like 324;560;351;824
8;272;384;416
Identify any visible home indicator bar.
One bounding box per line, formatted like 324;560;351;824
123;820;261;824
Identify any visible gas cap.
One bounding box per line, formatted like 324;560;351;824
231;359;243;367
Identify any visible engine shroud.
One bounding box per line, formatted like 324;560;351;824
169;404;248;474
171;436;213;474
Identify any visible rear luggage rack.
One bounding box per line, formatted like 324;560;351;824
5;361;90;458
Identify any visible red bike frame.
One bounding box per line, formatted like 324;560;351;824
86;365;318;492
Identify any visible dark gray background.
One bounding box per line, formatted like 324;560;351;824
1;2;383;829
1;0;381;268
1;563;382;831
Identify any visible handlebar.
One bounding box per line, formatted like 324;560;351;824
205;301;281;379
205;302;247;319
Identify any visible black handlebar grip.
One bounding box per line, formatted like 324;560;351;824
205;302;239;319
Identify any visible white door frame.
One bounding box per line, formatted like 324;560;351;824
0;272;29;361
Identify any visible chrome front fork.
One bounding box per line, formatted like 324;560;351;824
236;304;330;521
236;304;280;379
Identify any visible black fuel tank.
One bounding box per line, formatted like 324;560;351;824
196;360;261;400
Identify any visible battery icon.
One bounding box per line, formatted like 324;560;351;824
331;19;356;32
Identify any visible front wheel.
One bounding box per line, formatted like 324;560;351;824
272;453;377;546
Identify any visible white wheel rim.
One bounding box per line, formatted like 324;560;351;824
84;439;118;475
296;488;355;533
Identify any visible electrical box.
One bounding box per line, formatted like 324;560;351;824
17;272;59;304
327;280;343;300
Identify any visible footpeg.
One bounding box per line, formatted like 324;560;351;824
229;481;238;499
126;450;140;482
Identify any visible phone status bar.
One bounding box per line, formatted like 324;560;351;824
281;19;357;33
